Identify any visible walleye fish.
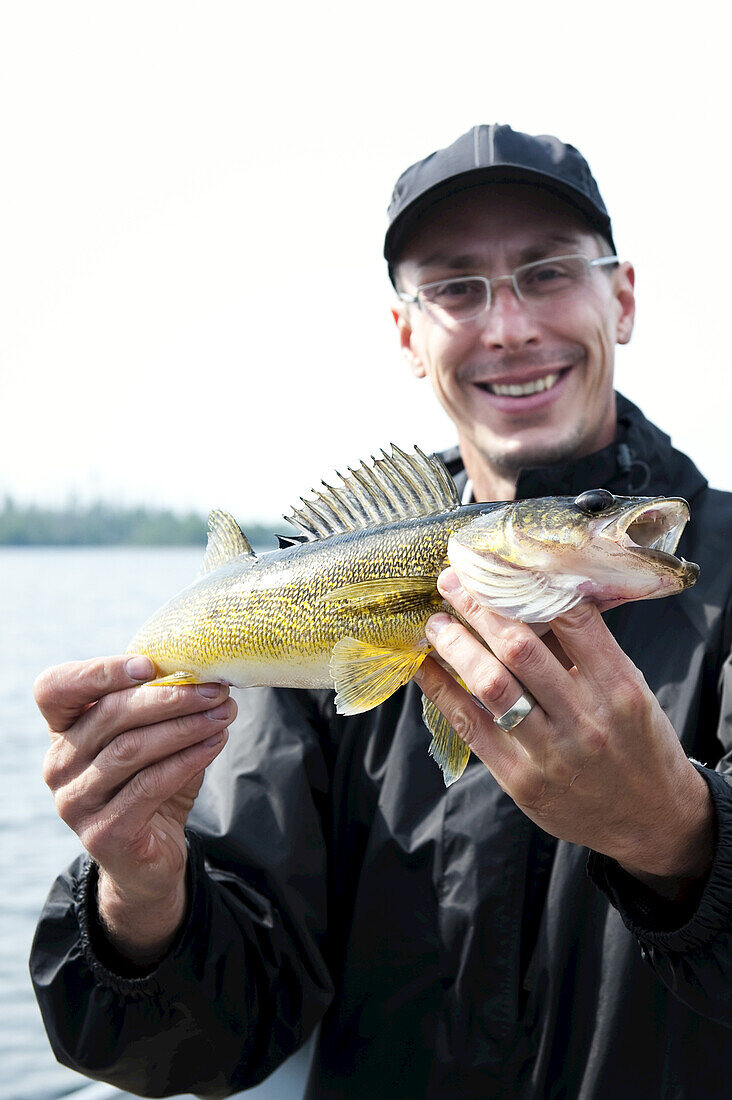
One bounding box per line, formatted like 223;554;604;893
128;447;698;785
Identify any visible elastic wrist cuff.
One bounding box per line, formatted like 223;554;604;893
588;764;732;952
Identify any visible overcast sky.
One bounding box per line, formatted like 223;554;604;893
2;1;730;525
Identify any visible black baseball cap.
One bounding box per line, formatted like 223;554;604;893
384;124;615;278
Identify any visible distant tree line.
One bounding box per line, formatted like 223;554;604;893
0;496;277;548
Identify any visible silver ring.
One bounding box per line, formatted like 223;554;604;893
493;690;535;731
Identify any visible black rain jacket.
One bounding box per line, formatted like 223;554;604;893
30;395;732;1099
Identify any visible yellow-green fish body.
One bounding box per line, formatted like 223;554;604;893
130;508;478;699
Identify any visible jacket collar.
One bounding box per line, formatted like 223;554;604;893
441;393;708;504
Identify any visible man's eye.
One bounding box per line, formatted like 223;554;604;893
519;259;581;294
526;265;567;286
535;265;564;281
429;279;482;303
443;281;473;298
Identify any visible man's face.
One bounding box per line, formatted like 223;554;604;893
393;185;635;488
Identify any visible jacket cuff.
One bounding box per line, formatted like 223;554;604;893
587;764;732;952
74;832;208;993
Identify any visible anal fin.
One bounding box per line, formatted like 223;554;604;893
422;693;471;786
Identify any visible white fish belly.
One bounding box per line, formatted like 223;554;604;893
198;652;334;690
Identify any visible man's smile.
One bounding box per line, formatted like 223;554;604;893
479;370;562;397
468;361;579;412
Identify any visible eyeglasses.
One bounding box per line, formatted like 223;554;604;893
397;253;619;324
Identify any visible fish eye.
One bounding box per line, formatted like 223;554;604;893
574;489;616;515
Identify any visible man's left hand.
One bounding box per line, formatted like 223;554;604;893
415;568;714;900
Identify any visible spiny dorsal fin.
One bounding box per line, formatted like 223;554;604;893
277;533;306;549
201;509;255;575
284;445;461;542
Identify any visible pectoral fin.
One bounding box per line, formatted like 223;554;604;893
321;577;439;615
331;636;429;715
422;693;471;787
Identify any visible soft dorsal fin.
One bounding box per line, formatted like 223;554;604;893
284;445;461;542
201;509;255;575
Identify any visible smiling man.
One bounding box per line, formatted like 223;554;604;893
392;185;635;501
30;125;732;1099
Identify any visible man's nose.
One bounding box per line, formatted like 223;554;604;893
478;281;541;350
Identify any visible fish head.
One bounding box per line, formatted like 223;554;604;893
447;490;699;622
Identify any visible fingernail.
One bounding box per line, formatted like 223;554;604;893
203;729;228;748
197;684;222;699
125;655;155;681
206;701;231;720
437;569;461;595
426;613;452;641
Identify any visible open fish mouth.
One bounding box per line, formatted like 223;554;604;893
611;498;691;567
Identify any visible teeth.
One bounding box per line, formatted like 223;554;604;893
489;372;560;397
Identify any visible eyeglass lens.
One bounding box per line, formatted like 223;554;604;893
419;255;595;322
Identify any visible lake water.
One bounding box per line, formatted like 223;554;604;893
1;547;312;1100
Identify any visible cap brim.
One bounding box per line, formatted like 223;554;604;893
384;165;615;268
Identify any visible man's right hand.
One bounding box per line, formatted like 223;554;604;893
34;655;236;964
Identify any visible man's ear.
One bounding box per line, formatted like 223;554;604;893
615;262;636;346
392;304;427;378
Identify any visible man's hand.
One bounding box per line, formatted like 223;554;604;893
415;569;713;899
35;655;236;962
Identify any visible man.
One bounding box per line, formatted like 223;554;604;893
31;125;732;1099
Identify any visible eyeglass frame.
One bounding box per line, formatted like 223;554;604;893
396;253;620;323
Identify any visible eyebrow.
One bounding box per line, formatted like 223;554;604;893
417;233;586;272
